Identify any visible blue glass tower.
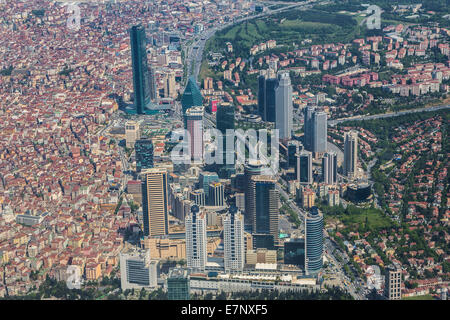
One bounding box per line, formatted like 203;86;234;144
135;139;154;173
130;25;151;115
305;207;323;275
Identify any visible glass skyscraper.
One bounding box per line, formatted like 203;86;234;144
135;139;154;173
181;76;203;127
130;25;151;115
167;268;190;300
284;238;305;269
216;103;235;178
312;111;327;154
305;207;323;275
296;150;312;184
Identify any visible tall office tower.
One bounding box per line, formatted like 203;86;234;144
216;103;235;178
312;111;327;154
344;131;358;178
125;120;140;148
385;266;402;300
244;160;263;227
185;205;207;271
275;72;293;140
119;248;158;290
130;25;151;114
235;193;245;212
288;141;303;167
141;168;169;237
257;73;266;120
164;71;177;98
185;107;204;162
149;66;157;101
223;206;245;272
181;76;203;127
305;207;323;275
322;151;337;184
167;268;190;300
190;189;206;207
265;77;278;122
303;105;315;151
208;182;224;207
135;139;154;173
295;150;312;184
199;171;219;196
251;175;279;246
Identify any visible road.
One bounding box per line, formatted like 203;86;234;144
183;0;328;85
328;104;450;126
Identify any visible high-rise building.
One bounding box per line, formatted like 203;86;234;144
199;171;219;196
327;189;340;206
223;206;245;272
288;141;302;167
185;205;207;271
244;160;263;227
141;168;169;237
385;266;402;300
303;105;315;151
216;103;235;178
257;73;266;120
296;150;312;184
190;189;206;207
305;207;323;275
135;139;154;173
119;248;158;290
125;120;140;148
185;107;204;162
344;131;358;178
251;175;279;246
265;77;278;122
181;76;203;127
284;238;305;269
208;182;224;207
312;111;327;154
275;72;293;140
167;268;190;300
130;25;151;114
322;151;337;184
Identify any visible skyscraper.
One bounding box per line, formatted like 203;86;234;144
199;171;219;196
312;111;327;154
130;25;151;114
135;139;153;173
251;175;279;246
344;131;358;178
303;105;315;151
185;106;204;162
257;73;266;120
244;160;263;227
322;151;337;184
149;66;157;101
208;182;224;207
164;71;176;98
216;103;235;178
181;76;203;127
296;150;312;184
185;205;207;271
275;72;293;140
265;77;278;122
141;168;169;237
223;206;245;272
284;238;305;269
305;207;323;275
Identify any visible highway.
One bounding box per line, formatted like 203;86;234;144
328;104;450;126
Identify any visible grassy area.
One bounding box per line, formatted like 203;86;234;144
402;294;434;300
339;208;392;230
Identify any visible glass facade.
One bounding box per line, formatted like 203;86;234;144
305;207;323;275
130;25;151;115
284;238;305;269
167;269;190;300
181;76;203;122
135;139;154;173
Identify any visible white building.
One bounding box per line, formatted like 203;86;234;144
223;206;245;272
185;107;204;162
125;120;140;148
275;72;293;140
185;205;207;271
344;131;358;178
119;248;158;290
